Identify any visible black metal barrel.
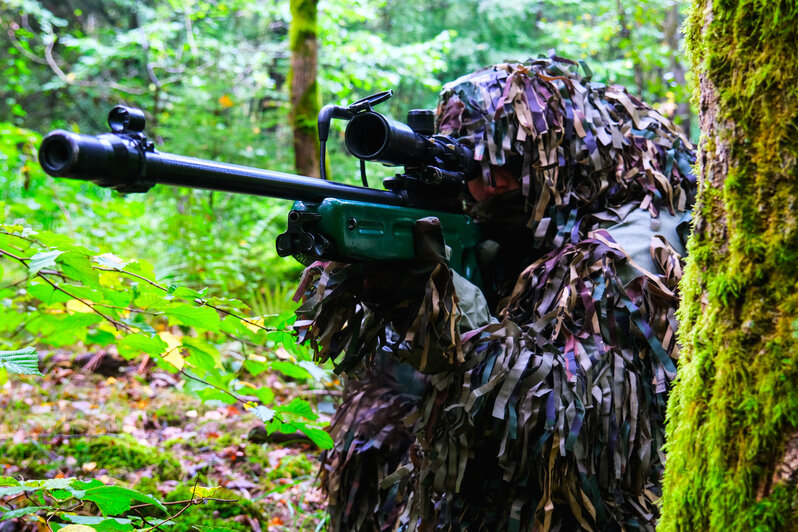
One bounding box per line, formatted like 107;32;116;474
38;129;407;205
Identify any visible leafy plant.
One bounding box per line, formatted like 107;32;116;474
0;476;242;530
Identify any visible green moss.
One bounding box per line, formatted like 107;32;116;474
63;435;182;477
0;441;61;477
265;453;313;481
661;0;798;529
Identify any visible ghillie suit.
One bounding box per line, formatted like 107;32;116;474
295;54;696;531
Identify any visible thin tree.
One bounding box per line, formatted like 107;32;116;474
660;1;798;529
289;0;321;178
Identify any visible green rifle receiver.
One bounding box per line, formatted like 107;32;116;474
37;93;483;286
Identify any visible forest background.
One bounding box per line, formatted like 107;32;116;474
0;0;693;530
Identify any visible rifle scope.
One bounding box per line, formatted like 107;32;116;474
344;110;477;180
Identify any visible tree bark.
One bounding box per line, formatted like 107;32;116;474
660;0;798;529
289;0;321;178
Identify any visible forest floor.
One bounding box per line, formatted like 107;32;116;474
0;348;338;531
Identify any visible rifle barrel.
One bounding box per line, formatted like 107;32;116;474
39;129;407;206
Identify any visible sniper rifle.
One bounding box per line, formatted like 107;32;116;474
37;91;484;285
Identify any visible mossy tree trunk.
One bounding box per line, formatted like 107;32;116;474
660;1;798;530
289;0;321;178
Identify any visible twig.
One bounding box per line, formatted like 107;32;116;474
37;274;133;332
129;497;238;510
178;369;258;404
93;266;275;333
43;37;147;95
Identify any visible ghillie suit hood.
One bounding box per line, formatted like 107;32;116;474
437;55;695;248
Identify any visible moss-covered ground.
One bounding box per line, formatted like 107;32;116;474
0;350;335;530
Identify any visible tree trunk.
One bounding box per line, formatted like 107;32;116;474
660;1;798;530
289;0;321;178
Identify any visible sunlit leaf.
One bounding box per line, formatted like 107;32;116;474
164;304;221;330
117;333;168;360
0;346;42;376
27;249;65;275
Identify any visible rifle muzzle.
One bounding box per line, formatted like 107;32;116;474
38;130;153;192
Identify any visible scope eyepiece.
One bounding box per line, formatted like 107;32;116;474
345;111;429;166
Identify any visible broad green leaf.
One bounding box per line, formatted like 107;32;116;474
59;252;100;288
134;291;164;309
182;338;221;369
185;346;217;371
196;387;238;405
86;329;116;347
0;347;42;376
117;334;168;360
164;304;221;331
191;486;220;498
243;358;270;377
81;485;167;516
270;360;310;381
169;286;207;300
254;386;275;404
275;398;317;421
298;360;330;381
62;514;138;531
0;505;54;521
250;405;275;423
27;278;73;304
28;249;65;275
300;426;334;449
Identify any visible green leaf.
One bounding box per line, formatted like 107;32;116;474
81;485;166;516
117;334;168;360
0;347;42;376
164;304;221;331
169;286;207;300
275;398;317;421
28;249;65;275
134;292;163;309
61;514;139;531
243;359;270;377
300;426;334;449
182;338;221;371
1;506;54;521
185;346;217;371
253;386;275;404
251;405;275;423
270;361;310;381
27;278;73;304
298;360;330;381
59;252;100;288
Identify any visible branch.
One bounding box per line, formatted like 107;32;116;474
37;274;133;332
94;266;276;333
43;37;147;95
178;369;258;404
